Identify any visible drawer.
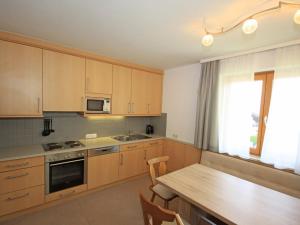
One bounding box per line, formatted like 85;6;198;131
144;140;163;148
45;184;87;202
0;185;44;216
120;143;144;152
0;156;44;172
0;165;44;194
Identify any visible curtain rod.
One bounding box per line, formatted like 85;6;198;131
199;39;300;63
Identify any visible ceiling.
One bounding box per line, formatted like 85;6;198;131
0;0;299;69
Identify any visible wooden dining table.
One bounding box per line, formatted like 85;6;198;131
156;164;300;225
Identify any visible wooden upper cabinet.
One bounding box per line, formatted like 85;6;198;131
0;40;42;117
131;70;148;115
147;73;162;115
86;59;113;95
43;50;85;111
112;65;132;114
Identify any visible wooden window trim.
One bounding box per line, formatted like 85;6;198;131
250;71;274;156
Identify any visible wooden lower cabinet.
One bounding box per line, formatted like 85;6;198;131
0;156;44;173
88;153;119;189
0;165;44;194
0;185;44;216
119;149;145;180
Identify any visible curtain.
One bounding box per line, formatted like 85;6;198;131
218;54;257;158
194;61;219;151
261;45;300;173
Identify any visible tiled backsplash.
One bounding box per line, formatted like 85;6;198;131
0;113;167;149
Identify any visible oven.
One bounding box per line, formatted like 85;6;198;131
45;150;86;194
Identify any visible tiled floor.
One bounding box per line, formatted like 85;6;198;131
1;176;172;225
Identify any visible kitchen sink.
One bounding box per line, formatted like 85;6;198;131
113;134;152;142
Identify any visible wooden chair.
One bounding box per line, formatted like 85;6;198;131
147;156;177;208
139;193;186;225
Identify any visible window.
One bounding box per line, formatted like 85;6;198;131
250;71;274;156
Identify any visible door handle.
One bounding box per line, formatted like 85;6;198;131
6;173;29;180
6;193;29;201
128;103;131;113
37;97;40;113
120;154;123;165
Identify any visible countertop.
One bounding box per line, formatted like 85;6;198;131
0;135;164;162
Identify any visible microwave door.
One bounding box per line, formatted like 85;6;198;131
87;99;104;112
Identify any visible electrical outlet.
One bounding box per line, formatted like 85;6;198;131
85;133;97;139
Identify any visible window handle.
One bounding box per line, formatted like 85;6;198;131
264;116;268;126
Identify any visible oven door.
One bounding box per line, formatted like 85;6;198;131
47;157;85;194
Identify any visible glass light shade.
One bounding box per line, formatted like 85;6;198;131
201;34;214;47
294;9;300;24
242;19;258;34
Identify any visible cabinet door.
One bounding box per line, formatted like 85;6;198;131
147;74;163;115
119;149;144;180
163;139;185;172
86;59;112;95
146;142;163;161
131;70;148;115
112;65;132;114
43;50;85;111
0;40;42;117
88;153;119;189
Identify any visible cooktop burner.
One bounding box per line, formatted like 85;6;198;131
43;141;84;151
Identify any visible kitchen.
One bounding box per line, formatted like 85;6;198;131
1;1;300;225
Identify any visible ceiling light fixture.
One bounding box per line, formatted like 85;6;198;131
201;1;300;47
242;18;258;34
294;9;300;24
201;34;214;47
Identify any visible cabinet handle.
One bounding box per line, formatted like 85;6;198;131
127;145;138;149
81;97;85;111
128;103;131;113
149;142;159;146
147;104;150;113
37;97;40;113
5;162;29;169
131;103;134;113
120;154;123;165
6;173;29;180
6;193;29;201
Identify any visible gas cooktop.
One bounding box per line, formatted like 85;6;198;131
42;141;84;151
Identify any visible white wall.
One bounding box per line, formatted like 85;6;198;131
162;63;201;144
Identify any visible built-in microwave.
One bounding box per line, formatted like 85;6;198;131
85;97;111;114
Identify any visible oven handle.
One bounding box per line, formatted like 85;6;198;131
49;158;84;167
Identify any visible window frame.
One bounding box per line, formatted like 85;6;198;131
250;71;274;156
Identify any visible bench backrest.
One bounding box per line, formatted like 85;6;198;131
200;150;300;198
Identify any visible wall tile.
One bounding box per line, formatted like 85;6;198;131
0;113;166;149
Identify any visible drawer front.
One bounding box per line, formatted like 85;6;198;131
45;184;87;202
144;140;163;148
120;142;144;152
0;165;44;194
0;185;44;216
0;157;44;172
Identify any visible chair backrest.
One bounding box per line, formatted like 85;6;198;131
139;193;184;225
147;156;169;186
